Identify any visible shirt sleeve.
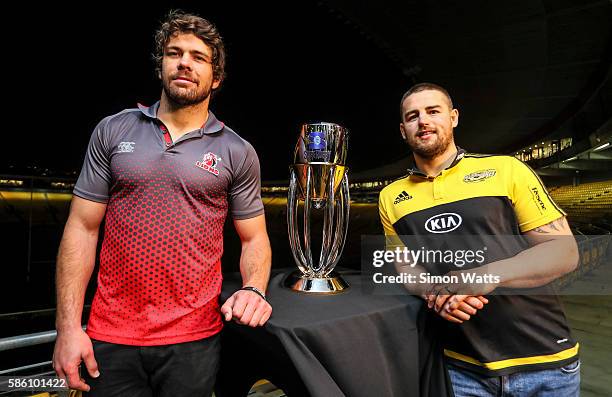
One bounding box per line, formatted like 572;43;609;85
229;143;265;220
73;117;113;203
509;157;566;232
378;189;405;250
378;193;396;236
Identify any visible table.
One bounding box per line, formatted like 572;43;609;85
215;270;453;397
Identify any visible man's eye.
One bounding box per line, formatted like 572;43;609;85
166;51;179;57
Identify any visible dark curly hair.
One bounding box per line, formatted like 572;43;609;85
153;10;226;87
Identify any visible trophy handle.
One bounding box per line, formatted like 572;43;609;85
322;172;350;276
302;166;315;271
317;165;336;274
288;168;310;275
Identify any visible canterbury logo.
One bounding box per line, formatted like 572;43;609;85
394;191;413;204
117;142;135;153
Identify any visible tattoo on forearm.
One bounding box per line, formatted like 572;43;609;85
550;219;561;231
532;218;564;233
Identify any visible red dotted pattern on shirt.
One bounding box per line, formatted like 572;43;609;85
87;151;228;345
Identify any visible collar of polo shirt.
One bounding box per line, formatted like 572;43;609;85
137;101;225;136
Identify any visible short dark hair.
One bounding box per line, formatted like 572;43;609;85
399;83;454;120
153;10;226;86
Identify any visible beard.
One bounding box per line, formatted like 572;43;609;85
162;74;213;107
406;130;454;159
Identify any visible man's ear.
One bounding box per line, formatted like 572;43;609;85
212;79;221;90
399;123;407;141
451;108;459;128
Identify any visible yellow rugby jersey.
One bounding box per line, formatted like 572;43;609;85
378;148;578;376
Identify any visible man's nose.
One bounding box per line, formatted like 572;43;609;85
418;114;432;126
178;54;193;70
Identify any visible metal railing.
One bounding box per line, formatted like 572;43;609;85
0;326;85;397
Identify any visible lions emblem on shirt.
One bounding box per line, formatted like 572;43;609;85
196;152;221;176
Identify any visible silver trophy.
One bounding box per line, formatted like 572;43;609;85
284;122;350;293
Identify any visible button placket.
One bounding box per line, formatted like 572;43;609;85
159;124;173;148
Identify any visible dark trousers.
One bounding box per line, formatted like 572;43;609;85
83;334;221;397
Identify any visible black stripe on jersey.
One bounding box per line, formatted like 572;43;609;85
464;153;503;158
390;173;411;184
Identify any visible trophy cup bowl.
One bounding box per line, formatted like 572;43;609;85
284;122;350;293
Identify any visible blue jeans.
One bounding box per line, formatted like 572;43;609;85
447;360;580;397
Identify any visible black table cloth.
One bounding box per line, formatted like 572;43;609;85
215;270;453;397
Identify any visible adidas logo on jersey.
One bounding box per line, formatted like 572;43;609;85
394;191;413;204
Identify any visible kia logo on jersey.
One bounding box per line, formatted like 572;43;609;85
425;213;462;233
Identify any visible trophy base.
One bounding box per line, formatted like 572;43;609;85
283;271;350;294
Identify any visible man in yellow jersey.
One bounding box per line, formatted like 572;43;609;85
378;83;580;396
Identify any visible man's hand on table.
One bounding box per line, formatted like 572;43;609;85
422;268;496;323
221;289;272;327
425;294;489;324
424;282;489;324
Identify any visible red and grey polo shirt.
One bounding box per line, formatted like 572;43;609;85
74;101;264;345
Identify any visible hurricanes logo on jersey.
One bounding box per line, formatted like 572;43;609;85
463;169;496;183
196;152;221;175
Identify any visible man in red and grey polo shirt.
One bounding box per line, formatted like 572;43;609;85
53;11;272;397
